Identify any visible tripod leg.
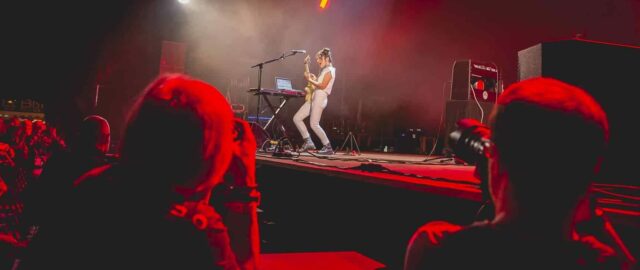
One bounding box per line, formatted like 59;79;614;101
349;133;354;152
338;132;350;152
353;133;361;155
347;132;361;155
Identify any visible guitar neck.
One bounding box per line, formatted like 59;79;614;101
304;61;311;75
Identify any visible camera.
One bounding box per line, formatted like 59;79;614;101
448;118;492;165
449;118;494;219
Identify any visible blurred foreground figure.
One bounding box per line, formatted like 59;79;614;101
22;74;260;270
405;78;633;270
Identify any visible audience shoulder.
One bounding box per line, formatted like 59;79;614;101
412;221;464;247
73;164;112;187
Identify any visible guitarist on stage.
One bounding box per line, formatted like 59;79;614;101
293;48;336;155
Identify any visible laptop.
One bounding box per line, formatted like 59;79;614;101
260;77;304;97
275;77;294;90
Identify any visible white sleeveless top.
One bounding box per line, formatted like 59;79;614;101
317;66;336;95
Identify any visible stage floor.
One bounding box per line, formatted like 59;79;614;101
256;150;639;221
257;151;482;202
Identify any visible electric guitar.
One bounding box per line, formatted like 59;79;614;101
304;55;315;102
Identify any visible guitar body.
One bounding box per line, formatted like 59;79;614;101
304;84;315;102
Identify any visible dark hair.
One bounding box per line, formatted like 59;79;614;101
119;74;235;194
76;115;110;154
492;78;608;212
317;48;332;63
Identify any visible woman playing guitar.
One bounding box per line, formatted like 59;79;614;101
293;48;336;155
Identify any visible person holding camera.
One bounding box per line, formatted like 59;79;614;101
404;78;630;270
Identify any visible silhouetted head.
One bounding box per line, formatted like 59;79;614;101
489;77;608;218
119;74;235;196
5;117;24;142
32;120;46;136
76;115;110;154
22;119;33;136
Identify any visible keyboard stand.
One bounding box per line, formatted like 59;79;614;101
248;89;298;154
259;95;295;156
261;95;289;137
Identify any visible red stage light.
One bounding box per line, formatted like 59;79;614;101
320;0;329;9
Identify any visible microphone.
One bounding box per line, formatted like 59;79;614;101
291;49;306;54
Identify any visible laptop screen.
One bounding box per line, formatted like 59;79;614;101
275;77;293;90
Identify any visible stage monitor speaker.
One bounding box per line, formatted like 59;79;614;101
443;100;495;151
518;39;640;184
451;60;500;102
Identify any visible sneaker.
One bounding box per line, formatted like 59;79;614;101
299;141;316;152
317;144;334;155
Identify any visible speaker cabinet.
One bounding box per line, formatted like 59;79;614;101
451;60;500;102
518;39;640;184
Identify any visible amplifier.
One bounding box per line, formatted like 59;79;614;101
450;60;500;102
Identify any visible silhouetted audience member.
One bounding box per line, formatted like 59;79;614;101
1;118;72;268
26;120;47;174
3;118;27;166
0;142;15;169
0;119;6;138
0;118;27;206
41;125;66;158
405;78;630;270
21;74;260;270
20;115;111;235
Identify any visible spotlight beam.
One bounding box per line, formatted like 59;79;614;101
320;0;328;9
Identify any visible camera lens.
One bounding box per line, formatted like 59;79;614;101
449;119;491;164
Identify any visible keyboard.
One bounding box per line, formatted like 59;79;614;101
249;88;306;98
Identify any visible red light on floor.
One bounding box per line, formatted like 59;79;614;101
320;0;329;9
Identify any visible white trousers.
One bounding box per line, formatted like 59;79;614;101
293;90;330;145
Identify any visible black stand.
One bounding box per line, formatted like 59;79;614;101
422;80;458;163
250;51;302;156
261;96;293;154
337;131;361;155
262;96;289;133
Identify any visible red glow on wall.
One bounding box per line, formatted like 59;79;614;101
320;0;329;9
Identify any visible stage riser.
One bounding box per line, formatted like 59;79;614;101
256;164;482;269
